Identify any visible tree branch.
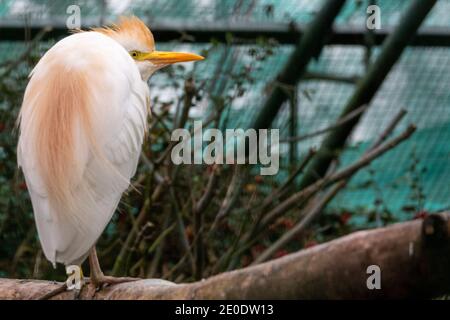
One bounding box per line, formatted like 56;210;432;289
1;213;449;299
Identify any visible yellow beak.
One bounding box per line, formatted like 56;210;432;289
142;51;204;65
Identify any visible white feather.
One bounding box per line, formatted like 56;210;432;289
18;32;150;266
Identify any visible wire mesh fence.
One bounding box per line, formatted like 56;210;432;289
1;0;449;218
0;1;449;279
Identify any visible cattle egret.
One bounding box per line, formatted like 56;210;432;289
17;17;203;290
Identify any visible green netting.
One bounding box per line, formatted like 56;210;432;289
1;0;450;27
295;45;450;215
1;0;449;220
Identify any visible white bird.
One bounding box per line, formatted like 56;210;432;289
17;16;203;288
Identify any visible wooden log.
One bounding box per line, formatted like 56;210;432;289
0;214;449;299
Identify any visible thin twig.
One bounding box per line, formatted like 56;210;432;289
253;180;346;264
147;210;171;278
232;124;416;265
260;125;416;229
194;165;219;214
252;110;411;263
210;165;246;231
303;71;361;84
1;26;52;76
280;104;368;143
370;108;407;149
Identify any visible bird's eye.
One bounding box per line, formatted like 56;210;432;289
130;51;139;58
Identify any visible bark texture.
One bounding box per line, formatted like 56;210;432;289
1;213;449;300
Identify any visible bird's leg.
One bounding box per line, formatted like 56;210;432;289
88;246;105;286
88;247;139;290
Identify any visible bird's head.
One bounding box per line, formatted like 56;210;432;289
93;17;204;81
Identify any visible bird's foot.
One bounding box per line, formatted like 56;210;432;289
90;275;139;287
86;247;139;298
85;275;140;298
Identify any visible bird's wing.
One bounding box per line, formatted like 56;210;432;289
18;32;150;265
48;80;149;266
